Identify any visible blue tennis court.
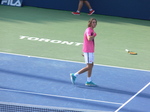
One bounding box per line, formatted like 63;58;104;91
0;52;149;112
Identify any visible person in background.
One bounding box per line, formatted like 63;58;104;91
72;0;95;15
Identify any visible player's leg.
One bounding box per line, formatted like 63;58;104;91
84;1;95;15
87;63;93;77
70;63;93;84
72;0;84;15
75;52;93;75
84;1;92;9
84;53;96;86
77;0;84;12
70;64;89;84
70;53;96;86
76;63;93;75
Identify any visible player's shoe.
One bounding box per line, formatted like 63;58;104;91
88;10;95;15
70;73;76;84
85;81;96;86
72;12;80;15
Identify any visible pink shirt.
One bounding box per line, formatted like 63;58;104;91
82;27;96;53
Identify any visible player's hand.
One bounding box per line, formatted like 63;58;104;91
93;32;97;37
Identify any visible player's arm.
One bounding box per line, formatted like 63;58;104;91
87;35;95;41
87;32;97;41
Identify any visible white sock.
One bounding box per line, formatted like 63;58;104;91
76;10;80;13
87;77;92;82
74;72;79;77
89;9;93;11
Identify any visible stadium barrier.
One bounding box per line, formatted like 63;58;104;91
1;0;150;20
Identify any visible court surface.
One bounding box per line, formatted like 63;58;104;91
0;6;150;112
0;52;150;112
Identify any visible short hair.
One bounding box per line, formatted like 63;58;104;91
88;18;97;27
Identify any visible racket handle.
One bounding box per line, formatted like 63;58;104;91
125;49;129;52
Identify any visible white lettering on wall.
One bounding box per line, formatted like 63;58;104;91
1;0;22;6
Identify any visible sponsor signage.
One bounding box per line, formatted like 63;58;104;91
1;0;23;7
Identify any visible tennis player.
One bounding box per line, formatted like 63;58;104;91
70;18;97;86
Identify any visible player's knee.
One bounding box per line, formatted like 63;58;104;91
87;64;93;69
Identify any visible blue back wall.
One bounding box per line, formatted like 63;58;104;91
1;0;149;20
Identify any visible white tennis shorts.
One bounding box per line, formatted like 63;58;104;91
83;52;94;64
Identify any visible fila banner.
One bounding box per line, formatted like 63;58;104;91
1;0;23;7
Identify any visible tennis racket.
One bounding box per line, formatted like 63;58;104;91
125;49;137;55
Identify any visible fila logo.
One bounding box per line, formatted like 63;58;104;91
1;0;22;7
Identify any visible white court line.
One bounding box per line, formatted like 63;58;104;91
115;82;150;112
0;51;150;72
0;88;123;105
